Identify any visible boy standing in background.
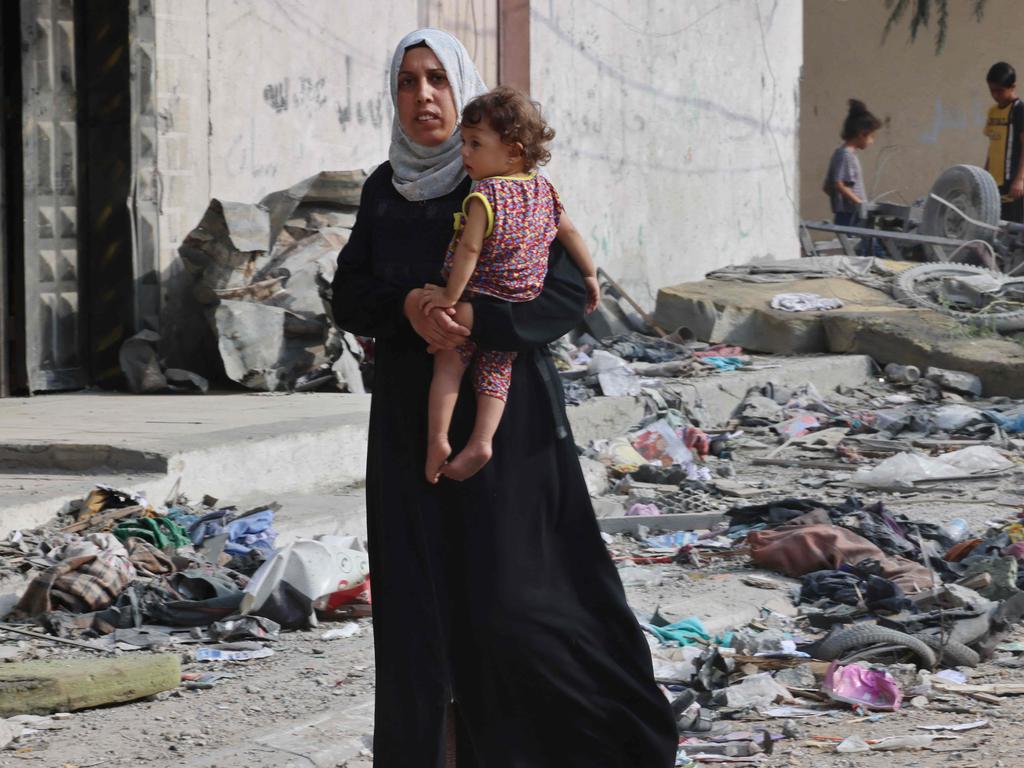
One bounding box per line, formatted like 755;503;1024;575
984;62;1024;223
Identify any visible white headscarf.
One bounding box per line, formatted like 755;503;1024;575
388;28;487;201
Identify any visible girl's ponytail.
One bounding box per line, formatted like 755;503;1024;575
842;99;882;141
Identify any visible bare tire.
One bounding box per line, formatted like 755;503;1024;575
815;624;937;668
920;164;1001;249
892;262;1024;331
914;633;981;668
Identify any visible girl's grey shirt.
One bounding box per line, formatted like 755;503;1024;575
824;145;866;214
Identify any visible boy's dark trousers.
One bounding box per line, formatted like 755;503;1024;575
834;211;883;256
1001;196;1024;224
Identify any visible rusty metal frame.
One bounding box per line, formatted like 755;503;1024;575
498;0;530;93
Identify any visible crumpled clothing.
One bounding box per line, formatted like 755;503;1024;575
644;616;711;647
601;333;690;364
770;292;844;312
224;510;278;556
800;569;911;613
124;537;176;576
11;533;137;617
113;516;191;549
187;509;278;556
747;524;935;592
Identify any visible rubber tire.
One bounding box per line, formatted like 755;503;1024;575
920;164;1001;247
892;262;1024;331
815;624;937;669
914;633;981;668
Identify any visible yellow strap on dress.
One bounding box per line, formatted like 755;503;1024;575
459;191;494;238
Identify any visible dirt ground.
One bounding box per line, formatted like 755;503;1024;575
4;384;1024;767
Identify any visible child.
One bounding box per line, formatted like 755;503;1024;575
984;62;1024;223
419;86;599;483
823;99;882;228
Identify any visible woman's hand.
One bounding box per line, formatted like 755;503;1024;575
405;289;470;351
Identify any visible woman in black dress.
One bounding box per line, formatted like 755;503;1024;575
331;28;677;768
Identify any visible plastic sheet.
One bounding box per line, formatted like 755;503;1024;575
850;445;1013;488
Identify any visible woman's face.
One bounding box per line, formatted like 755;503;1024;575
396;46;458;147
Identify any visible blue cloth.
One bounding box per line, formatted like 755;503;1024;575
224;510;278;556
187;509;278;556
985;409;1024;433
644;616;710;646
701;356;745;372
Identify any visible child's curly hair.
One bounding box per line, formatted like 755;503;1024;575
462;86;555;170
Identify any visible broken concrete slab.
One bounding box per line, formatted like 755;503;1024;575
653;276;910;354
654;271;1024;398
823;311;1024;397
567;354;874;434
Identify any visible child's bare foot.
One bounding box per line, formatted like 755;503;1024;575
425;434;451;484
440;440;493;481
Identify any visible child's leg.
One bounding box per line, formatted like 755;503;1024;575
442;350;515;481
426;343;472;484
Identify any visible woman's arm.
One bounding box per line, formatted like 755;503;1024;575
470;239;587;353
331;177;469;348
331;180;405;339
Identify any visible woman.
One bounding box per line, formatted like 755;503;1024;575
331;28;677;767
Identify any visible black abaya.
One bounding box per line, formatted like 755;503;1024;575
332;163;677;768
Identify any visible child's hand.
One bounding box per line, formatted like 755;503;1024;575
419;283;456;314
583;276;601;314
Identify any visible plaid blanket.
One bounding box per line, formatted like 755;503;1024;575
11;534;136;618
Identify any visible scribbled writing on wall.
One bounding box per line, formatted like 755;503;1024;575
262;76;328;113
334;56;390;132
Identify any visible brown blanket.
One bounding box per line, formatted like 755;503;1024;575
747;524;934;592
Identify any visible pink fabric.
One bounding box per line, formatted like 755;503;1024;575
443;174;562;302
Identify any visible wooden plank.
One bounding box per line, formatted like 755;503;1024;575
0;653;181;715
597;512;725;534
752;457;857;471
0;622;111;653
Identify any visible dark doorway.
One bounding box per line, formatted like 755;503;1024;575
77;0;134;388
1;0;25;396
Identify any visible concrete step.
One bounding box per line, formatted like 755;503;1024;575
0;352;874;536
0;392;370;537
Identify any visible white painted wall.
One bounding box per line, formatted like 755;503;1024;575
153;0;422;281
531;0;803;305
153;0;802;310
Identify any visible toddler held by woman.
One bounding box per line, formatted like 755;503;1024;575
419;86;598;483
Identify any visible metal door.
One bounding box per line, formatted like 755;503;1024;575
20;0;86;391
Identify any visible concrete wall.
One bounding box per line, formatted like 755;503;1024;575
531;0;803;306
153;1;423;282
153;0;801;309
801;0;1024;222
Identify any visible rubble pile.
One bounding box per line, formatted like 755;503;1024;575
563;326;1024;764
0;484;370;732
163;171;372;393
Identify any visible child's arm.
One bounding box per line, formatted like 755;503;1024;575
833;180;862;206
420;197;488;313
556;213;600;314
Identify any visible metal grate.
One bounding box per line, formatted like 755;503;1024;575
20;0;85;391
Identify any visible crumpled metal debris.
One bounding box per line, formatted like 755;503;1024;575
174;170;370;392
